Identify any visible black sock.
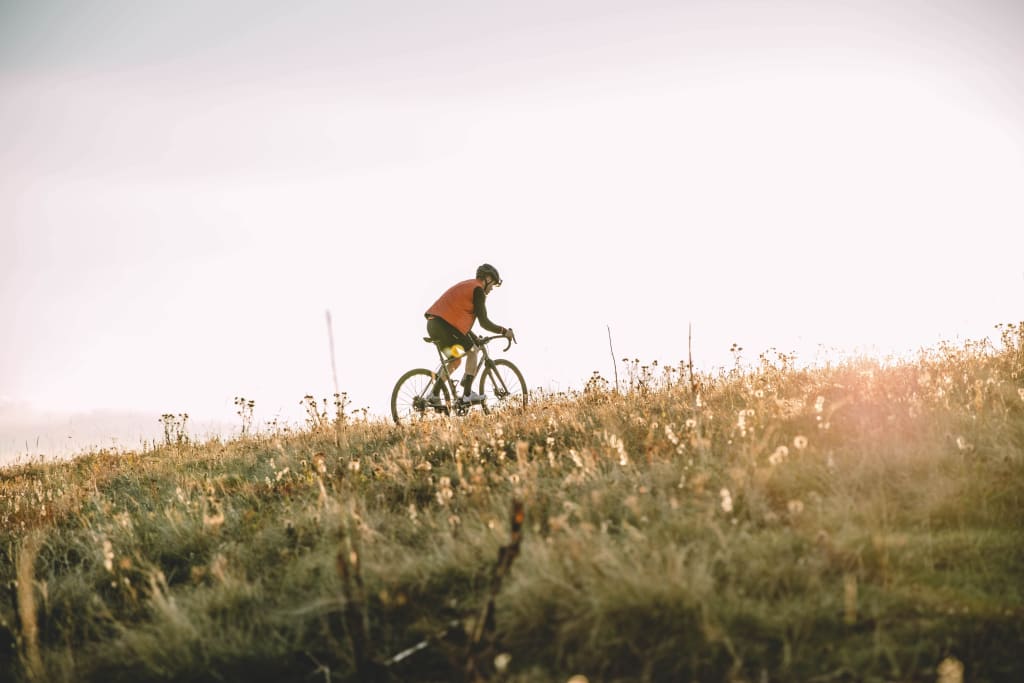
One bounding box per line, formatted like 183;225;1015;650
461;375;474;396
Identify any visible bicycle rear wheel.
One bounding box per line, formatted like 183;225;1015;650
478;359;528;414
391;369;451;424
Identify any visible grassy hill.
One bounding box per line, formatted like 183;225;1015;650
2;324;1023;682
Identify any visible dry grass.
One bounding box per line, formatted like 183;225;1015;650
1;323;1023;682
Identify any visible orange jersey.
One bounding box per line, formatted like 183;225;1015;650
425;278;483;334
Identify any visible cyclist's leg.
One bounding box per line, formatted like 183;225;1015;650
426;317;480;398
426;317;473;395
461;346;483;397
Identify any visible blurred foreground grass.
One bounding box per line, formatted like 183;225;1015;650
2;325;1023;682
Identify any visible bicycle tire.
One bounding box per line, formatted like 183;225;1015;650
391;368;452;424
478;359;528;414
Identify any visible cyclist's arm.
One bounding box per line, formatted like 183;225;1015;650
473;286;506;334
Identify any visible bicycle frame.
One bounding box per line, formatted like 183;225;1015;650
428;335;512;404
391;333;526;423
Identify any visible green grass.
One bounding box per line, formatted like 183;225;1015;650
2;324;1023;682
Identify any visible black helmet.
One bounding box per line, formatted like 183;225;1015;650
476;263;501;285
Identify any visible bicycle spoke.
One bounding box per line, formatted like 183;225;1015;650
391;369;452;424
479;359;528;414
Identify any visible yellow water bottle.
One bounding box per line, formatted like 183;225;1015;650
444;344;466;359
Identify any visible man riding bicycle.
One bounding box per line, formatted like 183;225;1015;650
424;263;514;406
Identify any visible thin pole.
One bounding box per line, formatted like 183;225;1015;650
688;322;697;396
607;325;620;392
326;310;340;396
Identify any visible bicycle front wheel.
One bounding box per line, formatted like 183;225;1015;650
391;368;451;424
478;359;528;414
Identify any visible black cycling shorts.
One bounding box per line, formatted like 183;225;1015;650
426;316;476;352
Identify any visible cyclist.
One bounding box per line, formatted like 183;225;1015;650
424;263;514;405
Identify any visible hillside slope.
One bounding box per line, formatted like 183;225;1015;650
2;326;1023;682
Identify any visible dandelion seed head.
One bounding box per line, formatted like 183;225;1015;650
664;424;679;445
768;446;789;466
793;435;808;450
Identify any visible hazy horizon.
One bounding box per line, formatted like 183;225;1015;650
3;0;1023;463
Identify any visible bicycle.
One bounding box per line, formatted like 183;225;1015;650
390;332;528;424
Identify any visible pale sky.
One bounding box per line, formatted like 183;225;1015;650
2;0;1023;461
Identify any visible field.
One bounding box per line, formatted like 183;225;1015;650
2;324;1023;683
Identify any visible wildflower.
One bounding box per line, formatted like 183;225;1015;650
768;446;789;466
793;435;808;450
607;432;628;466
494;653;512;674
348;460;360;472
719;488;733;513
787;499;804;515
685;418;697;429
937;656;964;683
436;477;455;505
754;389;764;399
814;396;825;413
664;424;679;445
102;539;114;573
